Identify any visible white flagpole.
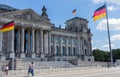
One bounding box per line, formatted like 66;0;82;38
105;3;113;66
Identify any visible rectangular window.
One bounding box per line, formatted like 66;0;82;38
51;36;53;43
68;38;72;44
56;36;59;43
62;37;65;44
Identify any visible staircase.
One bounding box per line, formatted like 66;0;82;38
15;58;75;70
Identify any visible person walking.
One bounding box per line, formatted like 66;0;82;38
31;62;35;77
28;62;35;77
5;65;9;76
28;63;32;76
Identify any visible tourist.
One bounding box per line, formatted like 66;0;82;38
31;62;35;77
107;62;110;68
2;65;6;74
28;62;35;77
5;65;9;75
28;63;31;76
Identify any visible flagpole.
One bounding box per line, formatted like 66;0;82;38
105;3;113;66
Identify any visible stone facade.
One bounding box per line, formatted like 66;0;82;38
0;4;94;61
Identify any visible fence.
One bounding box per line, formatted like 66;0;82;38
0;66;102;77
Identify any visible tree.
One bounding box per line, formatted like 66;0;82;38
112;48;120;62
93;49;105;61
93;48;120;62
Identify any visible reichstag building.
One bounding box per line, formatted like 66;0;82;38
0;4;94;61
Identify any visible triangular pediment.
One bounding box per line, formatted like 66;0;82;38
0;9;52;25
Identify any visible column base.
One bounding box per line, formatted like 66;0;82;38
10;52;15;58
31;53;36;58
0;55;5;61
20;53;25;58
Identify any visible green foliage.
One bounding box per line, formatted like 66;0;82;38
112;49;120;62
93;48;120;62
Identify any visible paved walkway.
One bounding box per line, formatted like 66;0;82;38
1;66;120;77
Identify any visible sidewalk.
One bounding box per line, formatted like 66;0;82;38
1;66;109;77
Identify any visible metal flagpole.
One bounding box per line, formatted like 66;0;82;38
105;3;113;66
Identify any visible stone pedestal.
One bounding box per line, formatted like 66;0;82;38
0;55;5;61
10;52;15;58
41;53;45;60
20;53;25;58
31;53;36;58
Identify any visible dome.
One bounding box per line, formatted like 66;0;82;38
0;4;18;11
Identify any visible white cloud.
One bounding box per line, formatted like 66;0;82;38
111;34;120;41
92;47;98;50
108;6;118;11
92;0;120;5
92;0;104;4
96;18;120;31
101;44;115;50
101;44;115;48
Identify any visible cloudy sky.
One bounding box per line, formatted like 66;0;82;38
0;0;120;51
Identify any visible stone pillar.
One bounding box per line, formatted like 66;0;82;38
82;39;85;56
71;38;74;56
48;31;51;55
88;38;92;56
43;31;49;54
35;30;40;55
32;29;36;58
20;28;25;58
60;36;62;56
40;30;44;58
27;30;31;56
65;37;68;56
10;30;15;58
17;29;21;57
77;34;80;56
0;32;5;61
53;35;56;56
0;32;2;53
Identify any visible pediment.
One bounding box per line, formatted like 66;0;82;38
0;9;52;25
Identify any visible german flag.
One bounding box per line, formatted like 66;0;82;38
72;9;76;15
0;21;14;32
93;4;106;22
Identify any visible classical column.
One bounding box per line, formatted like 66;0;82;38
60;36;62;56
88;38;92;56
27;30;31;57
17;29;21;57
77;34;80;56
0;32;5;61
20;28;25;58
0;32;2;53
48;31;51;55
40;30;44;58
71;38;74;56
9;30;15;58
65;37;68;56
43;31;49;55
32;29;36;58
35;30;39;56
82;39;85;56
53;35;56;56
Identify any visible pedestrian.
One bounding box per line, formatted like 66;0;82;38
28;63;32;76
107;62;110;68
2;65;6;75
31;62;35;77
5;65;9;76
28;61;35;77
